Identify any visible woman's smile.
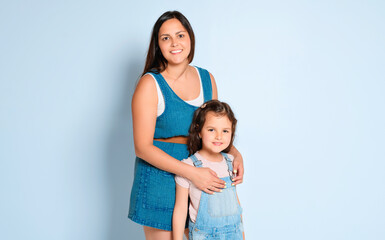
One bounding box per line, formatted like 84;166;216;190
171;49;183;54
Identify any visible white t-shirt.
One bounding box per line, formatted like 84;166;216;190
174;152;234;223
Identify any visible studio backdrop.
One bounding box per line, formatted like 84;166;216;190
1;1;384;240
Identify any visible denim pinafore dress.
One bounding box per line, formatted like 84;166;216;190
189;153;243;240
128;66;213;231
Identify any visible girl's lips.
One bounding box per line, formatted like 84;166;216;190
170;49;182;54
213;142;223;146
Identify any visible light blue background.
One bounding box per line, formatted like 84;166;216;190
1;1;384;240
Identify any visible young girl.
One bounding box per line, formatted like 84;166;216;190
173;100;244;240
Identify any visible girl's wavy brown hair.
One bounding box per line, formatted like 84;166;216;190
187;100;237;155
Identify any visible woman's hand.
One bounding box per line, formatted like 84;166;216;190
231;151;244;186
189;167;226;194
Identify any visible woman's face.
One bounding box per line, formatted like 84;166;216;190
158;18;191;66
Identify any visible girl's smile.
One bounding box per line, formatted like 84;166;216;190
198;112;232;160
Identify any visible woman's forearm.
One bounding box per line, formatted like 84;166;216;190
135;144;196;179
229;145;241;159
228;145;244;184
136;143;225;193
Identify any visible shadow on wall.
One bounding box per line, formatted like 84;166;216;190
105;51;145;240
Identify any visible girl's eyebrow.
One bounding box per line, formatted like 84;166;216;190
205;125;232;130
160;31;186;37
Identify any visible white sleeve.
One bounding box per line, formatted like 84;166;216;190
175;175;190;189
174;158;194;189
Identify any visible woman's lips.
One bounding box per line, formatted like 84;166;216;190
170;49;182;54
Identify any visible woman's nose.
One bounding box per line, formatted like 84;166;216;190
171;39;178;47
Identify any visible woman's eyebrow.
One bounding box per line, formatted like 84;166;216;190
175;30;186;35
160;30;186;37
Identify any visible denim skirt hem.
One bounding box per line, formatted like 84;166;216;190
128;214;172;231
128;141;189;231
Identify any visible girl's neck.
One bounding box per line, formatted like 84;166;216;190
198;150;223;162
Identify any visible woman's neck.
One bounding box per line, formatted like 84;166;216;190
162;61;190;82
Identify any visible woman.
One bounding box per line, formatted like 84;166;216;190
128;11;244;240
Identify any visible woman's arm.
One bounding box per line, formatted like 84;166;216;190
229;146;244;185
209;72;244;186
172;184;189;240
209;72;218;100
132;75;225;192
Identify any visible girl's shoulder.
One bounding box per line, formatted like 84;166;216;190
223;153;234;161
181;156;194;166
182;152;205;167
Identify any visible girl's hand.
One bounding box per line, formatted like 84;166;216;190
231;153;244;185
190;167;226;194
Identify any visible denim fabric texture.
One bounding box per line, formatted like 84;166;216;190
128;66;213;231
153;66;212;139
188;153;243;239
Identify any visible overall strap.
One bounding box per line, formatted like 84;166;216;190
220;152;233;172
195;66;213;102
190;154;203;168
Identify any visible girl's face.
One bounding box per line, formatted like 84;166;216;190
158;18;191;66
199;112;233;156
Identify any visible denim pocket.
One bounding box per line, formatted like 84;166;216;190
191;231;208;240
142;164;175;210
207;187;238;217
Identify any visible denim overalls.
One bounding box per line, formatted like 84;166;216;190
189;153;243;240
128;66;213;231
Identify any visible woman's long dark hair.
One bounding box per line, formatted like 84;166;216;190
187;100;237;155
141;11;195;76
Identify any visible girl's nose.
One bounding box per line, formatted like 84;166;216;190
215;133;222;140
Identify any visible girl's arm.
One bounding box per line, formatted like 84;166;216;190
209;72;244;186
132;75;225;192
173;184;189;240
